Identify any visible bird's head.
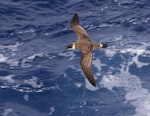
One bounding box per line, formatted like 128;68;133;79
67;44;73;49
101;43;108;48
66;43;76;50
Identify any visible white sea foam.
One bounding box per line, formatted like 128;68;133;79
27;53;44;60
6;59;20;67
74;82;82;88
0;42;23;66
23;94;29;101
100;71;150;116
49;107;55;115
2;108;13;116
24;76;43;88
105;49;117;57
93;58;102;72
58;51;76;60
0;42;22;51
20;53;45;68
0;54;8;62
98;43;150;116
0;75;15;83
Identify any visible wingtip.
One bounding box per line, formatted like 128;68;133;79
74;13;78;17
91;82;96;87
71;13;79;26
86;76;96;87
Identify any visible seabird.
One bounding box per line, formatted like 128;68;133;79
67;13;108;87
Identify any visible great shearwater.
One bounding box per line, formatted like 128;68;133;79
67;13;108;87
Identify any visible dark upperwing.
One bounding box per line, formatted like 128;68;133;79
71;13;90;42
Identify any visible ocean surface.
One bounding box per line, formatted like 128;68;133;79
0;0;150;116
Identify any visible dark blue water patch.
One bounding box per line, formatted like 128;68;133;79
0;70;11;76
129;63;150;90
0;4;24;16
0;63;11;70
22;92;52;112
51;29;71;38
0;88;50;113
129;62;150;78
138;65;150;78
133;25;147;32
0;67;136;115
48;89;83;116
57;68;83;87
141;70;150;90
135;0;150;9
99;53;123;72
0;88;25;103
89;0;110;6
14;68;56;79
78;87;135;116
138;54;150;63
25;0;68;14
48;83;132;116
0;30;35;44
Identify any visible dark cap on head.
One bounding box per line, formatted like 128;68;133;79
67;44;73;49
102;43;108;48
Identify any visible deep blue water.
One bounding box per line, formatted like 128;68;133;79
0;0;150;116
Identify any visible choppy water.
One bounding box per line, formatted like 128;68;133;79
0;0;150;116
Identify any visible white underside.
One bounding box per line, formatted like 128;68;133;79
72;43;76;49
100;43;103;48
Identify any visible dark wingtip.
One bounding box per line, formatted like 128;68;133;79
74;13;78;17
92;82;96;87
102;43;108;48
89;79;96;87
71;13;79;26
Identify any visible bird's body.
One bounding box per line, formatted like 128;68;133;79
67;13;108;87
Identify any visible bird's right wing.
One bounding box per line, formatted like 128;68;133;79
71;13;91;42
80;51;96;87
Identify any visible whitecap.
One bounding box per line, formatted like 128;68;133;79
0;75;15;83
99;42;150;116
58;51;76;60
24;76;43;88
0;54;8;62
2;108;13;116
23;94;29;101
49;107;55;115
0;42;23;51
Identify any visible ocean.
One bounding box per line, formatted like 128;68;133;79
0;0;150;116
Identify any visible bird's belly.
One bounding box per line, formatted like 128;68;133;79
78;43;92;51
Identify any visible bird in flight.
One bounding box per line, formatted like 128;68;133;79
67;13;108;87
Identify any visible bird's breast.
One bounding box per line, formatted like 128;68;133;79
77;42;92;52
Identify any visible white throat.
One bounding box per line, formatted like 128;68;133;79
99;43;103;48
72;43;76;49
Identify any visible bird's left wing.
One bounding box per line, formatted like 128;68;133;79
80;51;96;87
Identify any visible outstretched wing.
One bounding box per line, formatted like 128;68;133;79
71;13;90;42
80;51;96;87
